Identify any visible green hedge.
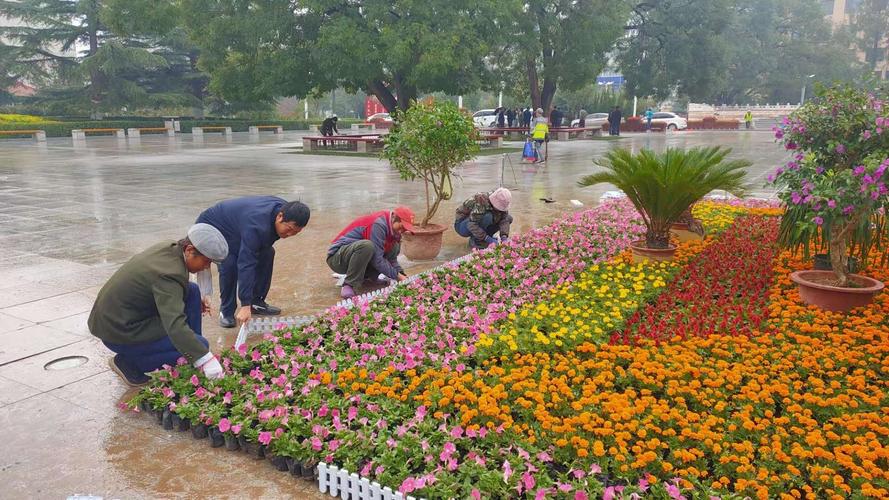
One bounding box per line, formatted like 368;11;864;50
0;118;342;138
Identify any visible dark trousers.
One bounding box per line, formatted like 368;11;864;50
610;122;620;135
327;240;400;288
218;247;274;318
103;283;208;373
455;213;499;248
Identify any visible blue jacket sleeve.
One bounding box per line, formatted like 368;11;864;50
236;225;263;306
370;220;400;279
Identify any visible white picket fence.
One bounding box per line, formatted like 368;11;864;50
318;463;421;500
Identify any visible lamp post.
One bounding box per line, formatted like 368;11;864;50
800;74;816;105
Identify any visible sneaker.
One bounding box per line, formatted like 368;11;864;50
251;299;281;316
108;355;150;387
340;284;355;299
219;312;236;328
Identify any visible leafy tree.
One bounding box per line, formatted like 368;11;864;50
619;0;861;104
179;0;502;113
497;0;630;113
0;0;171;115
851;0;889;76
101;0;210;115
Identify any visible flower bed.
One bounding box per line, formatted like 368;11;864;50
127;200;889;499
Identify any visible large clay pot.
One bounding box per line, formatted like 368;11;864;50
670;222;703;242
630;240;677;263
401;224;447;261
790;270;884;312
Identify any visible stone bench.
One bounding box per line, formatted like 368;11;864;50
302;135;383;153
192;126;233;137
249;125;284;135
72;128;125;140
127;127;175;138
351;123;377;132
0;129;46;141
479;134;504;148
551;127;602;140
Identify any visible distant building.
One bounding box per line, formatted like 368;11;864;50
824;0;888;80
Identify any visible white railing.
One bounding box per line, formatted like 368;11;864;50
318;463;421;500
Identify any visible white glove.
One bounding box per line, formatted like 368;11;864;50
194;352;223;380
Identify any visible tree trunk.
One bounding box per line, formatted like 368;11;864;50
540;78;556;116
526;59;541;110
367;79;397;113
189;52;205;118
828;217;859;287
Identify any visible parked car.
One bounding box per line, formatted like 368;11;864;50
570;112;610;128
650;111;688;130
472;109;498;128
366;112;394;128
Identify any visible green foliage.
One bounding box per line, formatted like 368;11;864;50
619;0;863;104
771;85;889;283
382;101;480;226
851;0;889;73
496;0;630;112
0;118;312;137
579;147;750;248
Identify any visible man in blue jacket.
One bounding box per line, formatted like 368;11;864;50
196;196;311;327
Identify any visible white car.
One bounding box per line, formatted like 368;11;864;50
570;112;610;128
650;112;688;130
366;112;394;128
472;109;498;128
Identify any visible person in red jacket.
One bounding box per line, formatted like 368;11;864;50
327;206;415;298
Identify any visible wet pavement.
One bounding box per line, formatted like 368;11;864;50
0;129;785;498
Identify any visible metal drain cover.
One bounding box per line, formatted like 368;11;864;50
44;356;89;370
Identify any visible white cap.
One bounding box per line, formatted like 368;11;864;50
187;223;229;263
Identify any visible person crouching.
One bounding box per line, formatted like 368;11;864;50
454;187;513;249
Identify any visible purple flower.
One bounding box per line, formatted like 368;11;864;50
854;165;866;176
813;216;824;226
785;141;797;150
827;199;836;208
791;192;802;204
835;144;846;154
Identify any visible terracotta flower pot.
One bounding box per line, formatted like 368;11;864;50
790;270;884;312
670;222;703;242
630;240;677;263
401;223;447;261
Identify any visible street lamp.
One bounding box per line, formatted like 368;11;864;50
800;74;816;105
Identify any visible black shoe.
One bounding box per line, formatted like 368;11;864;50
251;299;281;316
219;313;236;328
108;355;150;387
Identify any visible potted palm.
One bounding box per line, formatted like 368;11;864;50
771;85;887;311
383;100;480;260
579;146;749;262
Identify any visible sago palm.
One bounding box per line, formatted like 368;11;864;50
578;146;750;248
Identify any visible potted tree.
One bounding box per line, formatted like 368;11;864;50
578;146;749;263
771;85;887;311
383;100;480;260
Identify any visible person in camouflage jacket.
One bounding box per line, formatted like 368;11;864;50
454;187;513;249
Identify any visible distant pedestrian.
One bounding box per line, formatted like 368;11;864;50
506;108;516;128
609;106;622;136
550;106;562;128
577;109;587;128
522;107;532;129
744;110;753;130
645;108;654;132
320;115;339;136
496;107;506;128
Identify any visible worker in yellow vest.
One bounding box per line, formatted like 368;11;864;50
530;108;549;163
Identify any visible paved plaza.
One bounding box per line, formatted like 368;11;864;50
0;130;785;498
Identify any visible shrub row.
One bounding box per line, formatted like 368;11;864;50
0;118;362;138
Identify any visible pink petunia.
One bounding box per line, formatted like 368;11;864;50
257;431;272;445
217;418;231;433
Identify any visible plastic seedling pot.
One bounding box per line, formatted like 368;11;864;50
286;458;303;477
268;454;288;471
208;427;224;447
161;409;173;430
191;423;208;439
224;434;240;451
301;461;317;479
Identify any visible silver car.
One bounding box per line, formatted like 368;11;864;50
570;112;610;128
650;112;688;130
